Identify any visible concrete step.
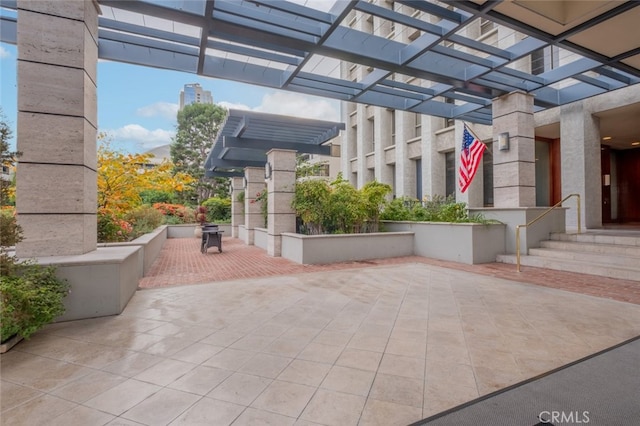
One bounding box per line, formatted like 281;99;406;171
496;254;640;282
539;240;640;257
550;232;640;247
528;247;640;268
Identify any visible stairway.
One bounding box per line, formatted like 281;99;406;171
496;231;640;282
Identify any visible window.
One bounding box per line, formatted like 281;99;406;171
531;46;559;75
445;151;456;198
414;113;422;138
483;142;493;206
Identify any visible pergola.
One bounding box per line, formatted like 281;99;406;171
205;109;344;177
2;0;639;124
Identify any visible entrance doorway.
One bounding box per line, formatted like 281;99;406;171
602;145;640;223
535;137;561;206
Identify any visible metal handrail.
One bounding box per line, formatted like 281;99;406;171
516;193;581;272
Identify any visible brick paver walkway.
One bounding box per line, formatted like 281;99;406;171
139;237;640;305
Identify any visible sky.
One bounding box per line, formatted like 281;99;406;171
0;42;340;154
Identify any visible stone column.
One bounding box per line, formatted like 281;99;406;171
266;149;296;257
244;167;265;245
230;176;245;238
560;102;602;229
492;91;536;207
15;0;99;257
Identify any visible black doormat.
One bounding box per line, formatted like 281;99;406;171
410;336;640;426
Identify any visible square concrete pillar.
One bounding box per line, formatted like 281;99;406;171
492;91;536;207
266;149;296;257
244;167;266;245
15;0;99;257
230;176;245;238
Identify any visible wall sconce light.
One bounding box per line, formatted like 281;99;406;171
603;174;611;186
498;132;510;151
242;176;247;189
265;162;272;180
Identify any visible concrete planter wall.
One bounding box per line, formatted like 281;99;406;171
281;232;414;264
469;208;565;254
167;223;232;238
100;225;168;276
383;221;506;264
39;246;141;322
254;227;268;250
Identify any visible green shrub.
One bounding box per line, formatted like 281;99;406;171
292;175;390;235
202;197;231;223
125;206;165;238
139;189;177;205
1;263;69;342
98;209;133;242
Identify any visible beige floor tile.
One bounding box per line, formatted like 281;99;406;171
202;348;256;371
1;394;77;426
263;338;309;358
200;331;245;347
385;338;427;359
378;353;425;379
169;342;224;364
239;353;292;379
168;397;244;425
142;335;197;357
231;407;296;426
117;332;168;352
359;398;423;426
101;351;164;377
335;348;382;372
50;370;127;403
48;405;115;426
121;387;201;425
320;365;375;396
105;418;148;426
84;378;162;416
229;334;276;352
280;327;322;343
297;342;343;364
251;380;316;417
347;334;388;352
207;373;271;405
369;373;424;408
0;352;92;392
312;330;352;347
0;381;42;412
134;358;196;387
277;359;331;387
300;389;366;426
168;365;233;395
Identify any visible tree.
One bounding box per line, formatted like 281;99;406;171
97;135;194;214
0;108;19;207
171;103;228;204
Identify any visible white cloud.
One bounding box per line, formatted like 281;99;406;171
103;124;175;150
0;46;11;59
254;92;340;121
218;101;251;111
136;102;179;121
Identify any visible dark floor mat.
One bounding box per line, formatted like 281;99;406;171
410;336;640;426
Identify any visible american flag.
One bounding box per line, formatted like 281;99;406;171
458;125;486;193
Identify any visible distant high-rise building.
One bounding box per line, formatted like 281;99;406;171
179;83;213;110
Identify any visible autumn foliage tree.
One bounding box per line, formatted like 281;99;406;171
97;136;194;215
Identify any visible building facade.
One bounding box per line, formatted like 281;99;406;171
339;1;640;229
179;83;213;110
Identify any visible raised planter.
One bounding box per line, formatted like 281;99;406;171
281;231;414;264
383;221;506;264
0;334;23;354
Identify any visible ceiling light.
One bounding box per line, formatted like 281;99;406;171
602;136;612;140
632;142;640;146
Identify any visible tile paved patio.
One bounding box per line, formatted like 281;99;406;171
2;239;640;425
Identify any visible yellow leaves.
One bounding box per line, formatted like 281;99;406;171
97;140;193;214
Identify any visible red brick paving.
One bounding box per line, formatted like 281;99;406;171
139;237;640;305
